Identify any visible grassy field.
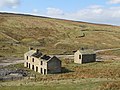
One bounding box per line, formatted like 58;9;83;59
1;80;120;90
0;13;120;90
3;58;120;80
1;57;120;90
0;13;120;58
0;80;104;90
98;49;120;56
0;79;114;90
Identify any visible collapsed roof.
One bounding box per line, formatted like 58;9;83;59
25;50;53;61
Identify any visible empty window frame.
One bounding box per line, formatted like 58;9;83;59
32;65;34;70
41;61;43;65
41;68;43;74
29;63;30;69
26;62;28;67
32;58;34;62
36;67;38;72
79;55;81;59
27;56;28;60
44;69;47;75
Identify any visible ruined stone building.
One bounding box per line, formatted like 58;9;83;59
24;49;61;75
74;49;96;64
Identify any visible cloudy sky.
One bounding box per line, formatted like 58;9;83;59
0;0;120;25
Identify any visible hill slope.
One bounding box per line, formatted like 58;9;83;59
0;13;120;58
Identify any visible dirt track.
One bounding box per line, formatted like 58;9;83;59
0;58;24;67
95;48;120;53
0;48;120;67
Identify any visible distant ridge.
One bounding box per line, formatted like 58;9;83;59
0;12;117;27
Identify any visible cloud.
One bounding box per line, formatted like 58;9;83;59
108;0;120;4
46;6;120;25
0;0;20;8
47;7;64;16
33;9;39;13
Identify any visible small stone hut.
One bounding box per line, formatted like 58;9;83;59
24;49;61;75
74;49;96;64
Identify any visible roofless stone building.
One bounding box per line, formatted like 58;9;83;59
24;48;61;75
74;49;96;64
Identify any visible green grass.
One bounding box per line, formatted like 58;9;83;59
0;78;120;90
3;58;120;81
0;81;103;90
99;81;120;90
0;13;120;90
98;49;120;56
1;58;120;90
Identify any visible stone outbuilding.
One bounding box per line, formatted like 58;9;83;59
24;49;61;75
74;49;96;64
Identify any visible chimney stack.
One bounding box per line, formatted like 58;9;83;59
81;47;84;51
36;49;39;53
29;47;33;50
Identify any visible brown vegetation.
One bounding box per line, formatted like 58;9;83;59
0;13;120;58
99;81;120;90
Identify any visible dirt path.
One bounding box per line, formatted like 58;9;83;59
95;48;120;53
0;32;20;43
0;59;24;67
51;48;120;59
0;48;120;67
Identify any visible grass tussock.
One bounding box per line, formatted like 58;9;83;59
99;81;120;90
